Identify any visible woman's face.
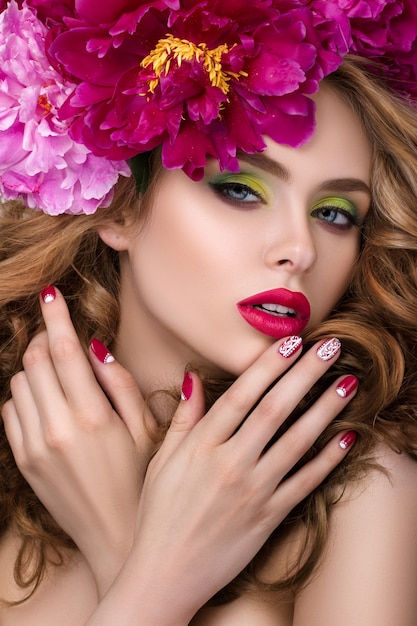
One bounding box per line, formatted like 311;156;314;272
113;87;371;381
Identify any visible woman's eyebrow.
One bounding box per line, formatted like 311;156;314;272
238;152;371;197
317;178;372;197
237;152;291;181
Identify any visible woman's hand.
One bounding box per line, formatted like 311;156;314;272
87;337;358;626
3;286;358;624
2;286;157;596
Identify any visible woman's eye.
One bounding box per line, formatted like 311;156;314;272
208;174;268;205
311;198;361;230
213;182;262;203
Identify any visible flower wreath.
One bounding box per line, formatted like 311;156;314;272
0;0;416;215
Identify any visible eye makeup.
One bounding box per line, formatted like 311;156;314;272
205;162;368;227
207;171;270;205
311;196;364;228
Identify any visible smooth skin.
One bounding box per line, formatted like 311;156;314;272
4;294;417;626
2;87;417;624
2;290;357;625
111;88;371;394
191;445;417;626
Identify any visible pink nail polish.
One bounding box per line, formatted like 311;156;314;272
339;430;357;450
316;337;341;361
41;285;56;303
278;336;303;358
181;372;193;401
336;375;358;398
90;338;115;364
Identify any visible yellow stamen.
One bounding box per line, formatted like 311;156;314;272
141;34;246;95
37;94;52;114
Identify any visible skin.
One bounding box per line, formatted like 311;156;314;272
107;87;371;401
1;305;357;625
3;86;417;625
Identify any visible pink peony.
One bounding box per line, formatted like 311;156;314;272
0;1;129;215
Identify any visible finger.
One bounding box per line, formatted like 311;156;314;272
88;338;156;452
259;374;358;481
2;397;24;458
7;371;43;445
21;330;67;418
38;286;105;409
3;372;46;466
154;372;206;462
235;338;342;454
199;335;304;445
268;429;357;517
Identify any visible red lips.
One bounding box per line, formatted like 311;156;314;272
236;288;311;338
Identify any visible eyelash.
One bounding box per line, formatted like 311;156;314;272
311;202;362;230
209;180;266;205
209;179;363;230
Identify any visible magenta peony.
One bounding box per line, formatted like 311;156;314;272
338;0;417;97
48;0;351;180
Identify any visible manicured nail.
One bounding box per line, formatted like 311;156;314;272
278;336;303;358
316;337;341;361
336;375;358;398
90;338;115;364
41;285;56;303
339;430;357;450
181;371;193;401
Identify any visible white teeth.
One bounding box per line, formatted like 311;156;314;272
255;303;297;317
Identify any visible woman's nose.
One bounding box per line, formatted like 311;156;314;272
264;214;317;274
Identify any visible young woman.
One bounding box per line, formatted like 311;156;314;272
0;1;417;624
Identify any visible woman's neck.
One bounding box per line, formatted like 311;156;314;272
113;266;197;422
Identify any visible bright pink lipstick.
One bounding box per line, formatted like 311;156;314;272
237;288;311;338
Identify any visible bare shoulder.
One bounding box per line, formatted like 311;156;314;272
0;529;98;626
364;440;417;486
190;592;294;626
332;442;417;528
293;444;417;626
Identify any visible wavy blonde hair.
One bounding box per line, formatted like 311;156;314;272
0;57;417;604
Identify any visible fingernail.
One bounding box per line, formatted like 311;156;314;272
278;336;303;358
90;338;115;364
181;371;193;401
339;430;357;450
41;285;56;303
336;375;358;398
316;337;341;361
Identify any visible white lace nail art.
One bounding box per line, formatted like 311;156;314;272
278;335;303;358
316;337;341;361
